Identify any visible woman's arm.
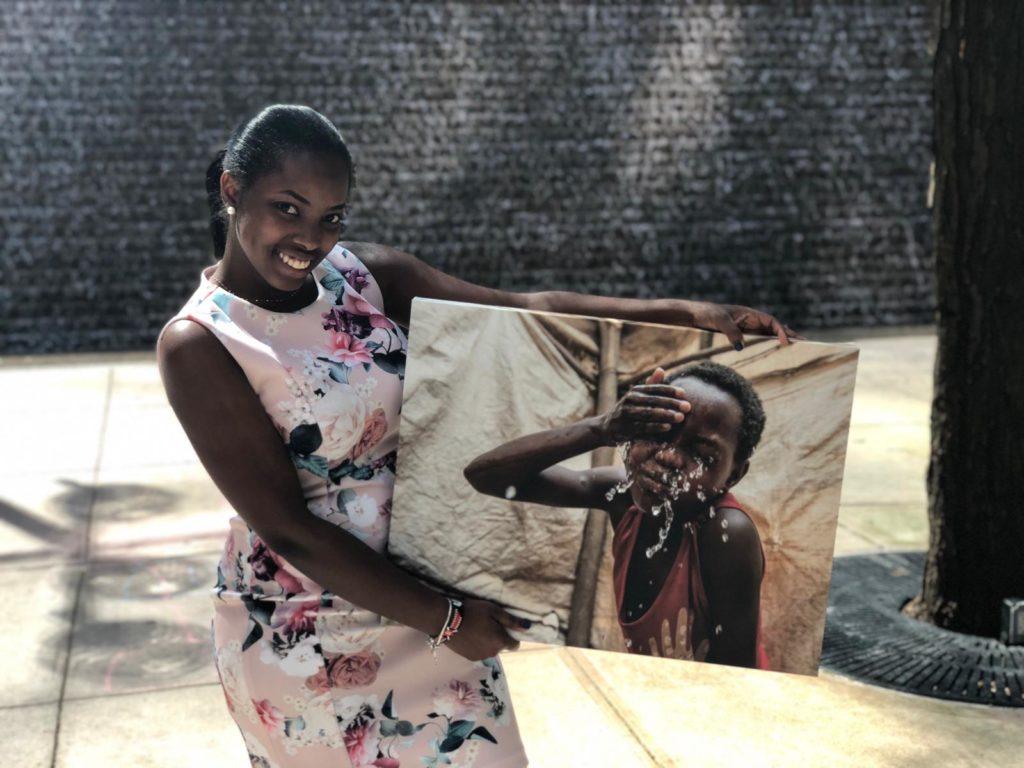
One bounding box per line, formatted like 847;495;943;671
697;507;765;668
157;319;520;659
341;241;802;348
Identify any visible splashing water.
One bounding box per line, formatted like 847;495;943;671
604;477;634;501
644;501;675;558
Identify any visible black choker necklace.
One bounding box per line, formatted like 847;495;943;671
208;273;313;307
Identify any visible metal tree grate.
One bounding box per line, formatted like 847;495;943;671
822;551;1024;707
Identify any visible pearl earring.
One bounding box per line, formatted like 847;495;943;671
226;205;235;215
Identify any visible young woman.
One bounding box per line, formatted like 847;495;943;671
157;104;800;767
464;363;772;670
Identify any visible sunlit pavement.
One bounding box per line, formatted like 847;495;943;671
2;326;1021;767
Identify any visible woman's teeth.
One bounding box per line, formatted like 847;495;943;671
277;250;311;270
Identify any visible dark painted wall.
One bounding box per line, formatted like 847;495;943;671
1;1;935;354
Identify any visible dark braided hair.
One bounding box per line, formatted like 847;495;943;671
204;104;356;259
669;361;766;466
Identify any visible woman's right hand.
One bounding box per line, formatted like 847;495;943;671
443;597;525;662
598;367;691;445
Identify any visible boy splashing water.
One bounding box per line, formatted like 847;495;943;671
465;361;771;669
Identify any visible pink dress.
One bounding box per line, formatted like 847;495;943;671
611;491;770;669
161;245;528;768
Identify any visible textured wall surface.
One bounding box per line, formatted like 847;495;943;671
1;1;935;354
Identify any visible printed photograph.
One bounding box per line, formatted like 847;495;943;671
389;297;859;675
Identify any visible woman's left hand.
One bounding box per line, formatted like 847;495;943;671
684;301;806;350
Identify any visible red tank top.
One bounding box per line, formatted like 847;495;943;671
611;491;770;668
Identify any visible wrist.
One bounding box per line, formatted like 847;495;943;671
426;595;464;655
671;299;700;327
585;414;615;447
418;591;452;637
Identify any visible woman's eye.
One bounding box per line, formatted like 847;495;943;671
274;202;347;229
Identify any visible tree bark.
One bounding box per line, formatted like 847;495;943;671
914;1;1024;637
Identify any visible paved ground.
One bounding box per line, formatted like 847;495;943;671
2;325;1021;767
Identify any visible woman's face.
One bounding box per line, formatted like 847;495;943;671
624;376;747;514
222;151;350;291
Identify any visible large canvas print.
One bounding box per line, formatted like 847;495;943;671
388;298;858;675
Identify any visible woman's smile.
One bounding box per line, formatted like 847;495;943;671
274;247;317;274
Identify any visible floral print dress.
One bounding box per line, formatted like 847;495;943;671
162;245;529;768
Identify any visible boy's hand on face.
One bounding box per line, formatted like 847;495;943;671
636;368;690;478
616;368;695;500
599;367;691;446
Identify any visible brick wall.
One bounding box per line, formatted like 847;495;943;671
1;1;936;354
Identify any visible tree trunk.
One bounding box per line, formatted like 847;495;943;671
915;1;1024;637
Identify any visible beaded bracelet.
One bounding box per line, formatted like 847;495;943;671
427;596;463;660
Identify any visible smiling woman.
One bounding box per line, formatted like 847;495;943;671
204;120;354;309
159;105;532;768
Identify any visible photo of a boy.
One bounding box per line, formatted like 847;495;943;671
464;361;770;669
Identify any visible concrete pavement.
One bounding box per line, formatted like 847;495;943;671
2;325;1021;767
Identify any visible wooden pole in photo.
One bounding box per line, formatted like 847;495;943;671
567;319;622;647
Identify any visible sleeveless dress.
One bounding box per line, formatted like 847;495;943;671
611;491;770;669
161;244;529;768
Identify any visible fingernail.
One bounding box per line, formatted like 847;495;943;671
520;619;532;629
734;341;744;351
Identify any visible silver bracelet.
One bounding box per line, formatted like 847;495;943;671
427;596;463;659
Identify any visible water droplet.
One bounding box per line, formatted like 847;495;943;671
604;477;634;501
722;533;729;543
721;518;729;529
709;506;716;518
715;624;723;636
505;485;517;499
644;503;675;558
